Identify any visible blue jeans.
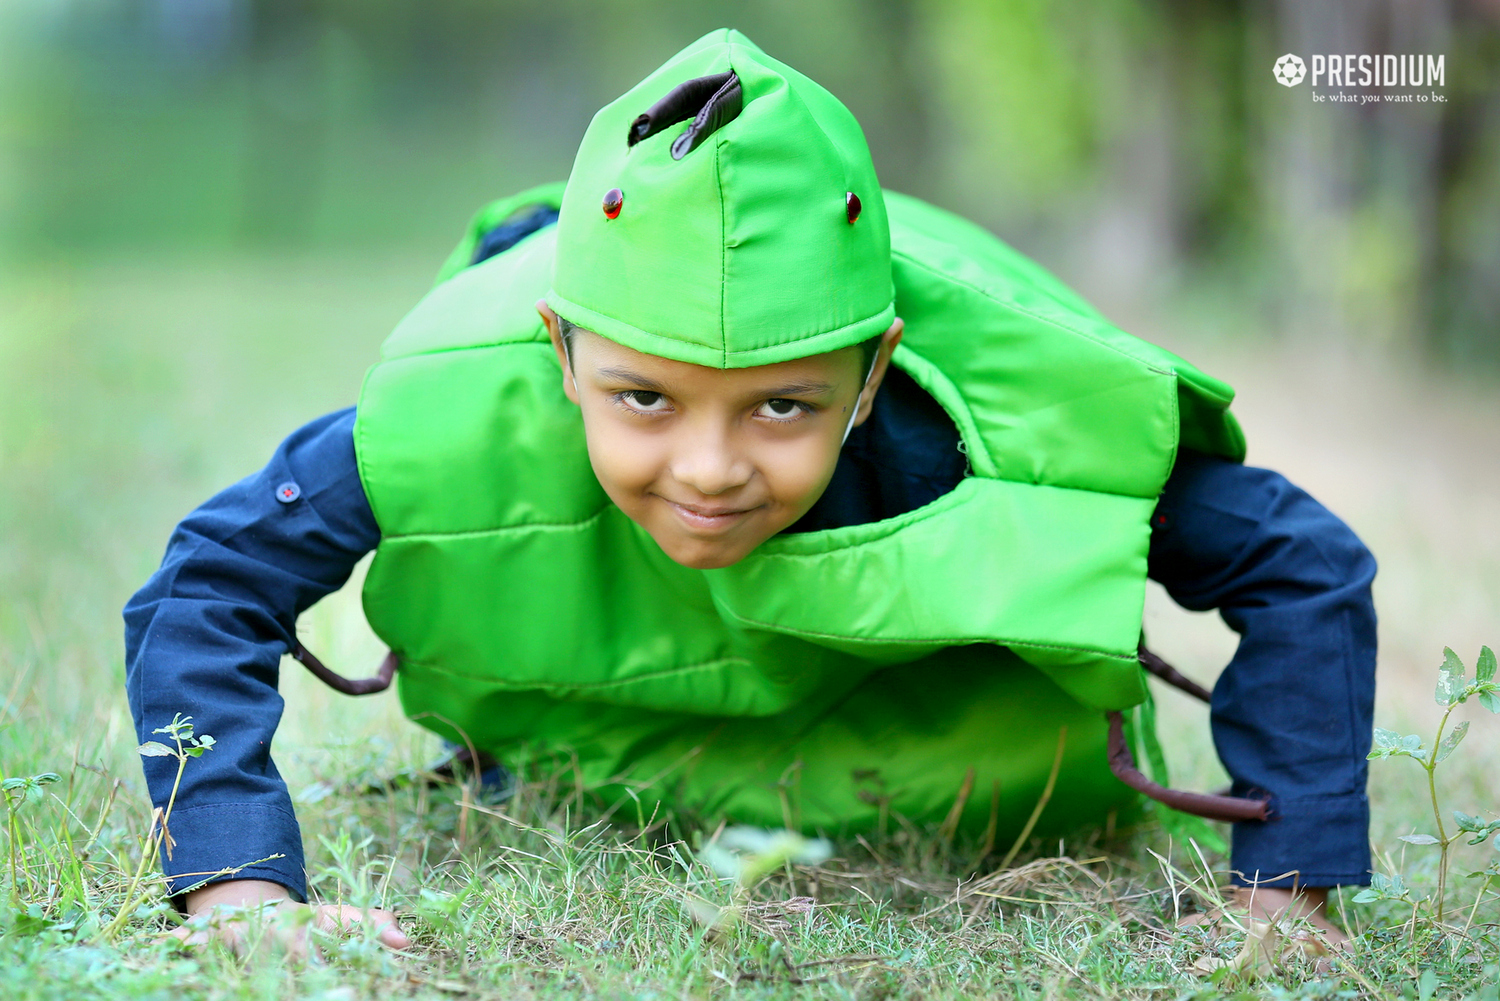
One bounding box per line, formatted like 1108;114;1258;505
1148;450;1378;887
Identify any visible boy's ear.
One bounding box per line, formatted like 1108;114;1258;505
851;316;904;429
536;299;580;405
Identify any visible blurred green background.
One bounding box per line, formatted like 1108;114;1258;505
4;0;1498;350
2;0;1499;830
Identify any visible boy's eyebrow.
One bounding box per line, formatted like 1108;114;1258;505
594;365;836;397
756;379;837;396
596;366;671;392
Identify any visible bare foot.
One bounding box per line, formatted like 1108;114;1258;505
1181;886;1349;975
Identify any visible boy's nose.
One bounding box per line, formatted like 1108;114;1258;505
668;429;754;497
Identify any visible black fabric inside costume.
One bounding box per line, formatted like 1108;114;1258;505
782;364;968;534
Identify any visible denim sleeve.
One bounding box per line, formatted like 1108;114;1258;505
123;407;379;903
1148;449;1378;888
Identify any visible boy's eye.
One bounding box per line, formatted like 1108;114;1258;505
619;390;669;412
755;399;809;421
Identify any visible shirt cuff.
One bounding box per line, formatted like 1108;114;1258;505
159;802;307;904
1230;792;1371;888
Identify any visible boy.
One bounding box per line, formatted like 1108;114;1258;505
125;29;1376;952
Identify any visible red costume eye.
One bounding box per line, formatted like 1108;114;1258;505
603;188;624;219
846;191;861;224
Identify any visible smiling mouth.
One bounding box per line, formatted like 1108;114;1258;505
661;497;759;532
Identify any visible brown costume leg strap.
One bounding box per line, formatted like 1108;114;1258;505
1105;711;1268;823
291;641;398;696
1138;644;1213;702
1108;645;1270;823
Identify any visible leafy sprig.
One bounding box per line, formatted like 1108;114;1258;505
3;772;62;902
97;713;215;940
1362;646;1499;924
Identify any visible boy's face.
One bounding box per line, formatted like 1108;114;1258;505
539;302;903;569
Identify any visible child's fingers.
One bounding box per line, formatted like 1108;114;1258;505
167;903;410;959
313;904;412;950
375;916;412;949
165;915;256;956
166;923;212;948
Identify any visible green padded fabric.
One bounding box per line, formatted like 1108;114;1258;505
353;186;1242;838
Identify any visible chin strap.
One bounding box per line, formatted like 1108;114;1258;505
1107;645;1270;823
560;330;579;392
841;348;882;445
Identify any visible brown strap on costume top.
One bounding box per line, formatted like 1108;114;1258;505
291;641;398;696
1109;645;1270;823
626;71;744;160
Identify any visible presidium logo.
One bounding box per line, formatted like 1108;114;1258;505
1272;51;1447;103
1274;54;1307;87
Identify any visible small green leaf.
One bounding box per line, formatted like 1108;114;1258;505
1478;645;1497;684
1352;871;1407;902
1396;733;1428;760
10;904;56;937
184;746;205;758
1466;863;1500;885
1;778;27;791
197;735;216;749
1479;689;1500;715
1418;968;1438;1001
1369;727;1425;760
153;715;194;740
137;741;174;758
1399;834;1441;845
1437;721;1470;761
1456;811;1485;832
1436;648;1466;705
1466;824;1499;847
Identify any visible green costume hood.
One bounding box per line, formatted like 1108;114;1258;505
544;28;895;367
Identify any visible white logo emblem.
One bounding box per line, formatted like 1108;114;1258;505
1274;53;1307;87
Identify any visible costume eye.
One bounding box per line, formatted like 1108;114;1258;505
615;390;672;414
755;398;811;422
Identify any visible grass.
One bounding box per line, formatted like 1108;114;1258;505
2;250;1498;999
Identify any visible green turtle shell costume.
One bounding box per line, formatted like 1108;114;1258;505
333;30;1251;839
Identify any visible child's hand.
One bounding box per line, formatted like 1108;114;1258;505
170;879;410;960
